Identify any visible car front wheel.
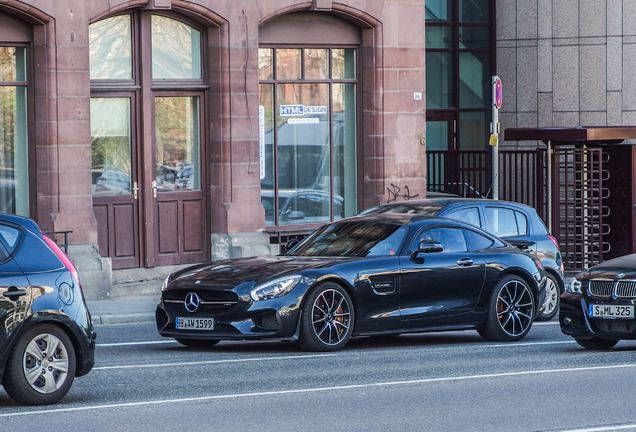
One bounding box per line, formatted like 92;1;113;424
574;337;618;350
3;324;76;405
536;273;560;321
478;275;535;342
298;282;354;352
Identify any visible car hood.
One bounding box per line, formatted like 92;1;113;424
167;255;354;289
579;253;636;279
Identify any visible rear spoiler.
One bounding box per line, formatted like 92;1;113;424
507;239;535;251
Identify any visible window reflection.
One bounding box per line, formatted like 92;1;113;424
89;15;132;80
276;49;301;80
151;15;201;80
91;98;132;195
154;97;201;191
304;49;329;79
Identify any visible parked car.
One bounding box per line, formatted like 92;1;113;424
156;214;546;351
360;197;564;321
0;213;96;405
560;253;636;349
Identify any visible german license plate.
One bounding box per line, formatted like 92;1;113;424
588;304;635;319
176;317;215;330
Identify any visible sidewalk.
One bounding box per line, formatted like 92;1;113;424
87;294;158;325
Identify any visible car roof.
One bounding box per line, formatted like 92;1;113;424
0;212;40;231
340;212;489;230
369;197;535;211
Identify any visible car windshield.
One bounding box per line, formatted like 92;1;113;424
289;220;408;257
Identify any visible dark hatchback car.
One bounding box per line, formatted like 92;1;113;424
0;213;95;405
561;253;636;349
156;214;546;351
360;198;564;321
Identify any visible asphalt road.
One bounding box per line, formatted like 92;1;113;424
2;321;636;432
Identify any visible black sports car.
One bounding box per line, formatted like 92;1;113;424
0;213;96;405
156;214;546;351
561;253;636;349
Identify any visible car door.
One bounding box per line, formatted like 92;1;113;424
399;226;486;325
0;223;32;356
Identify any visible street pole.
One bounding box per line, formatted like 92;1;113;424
490;76;502;200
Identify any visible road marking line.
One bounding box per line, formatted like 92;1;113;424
2;363;636;418
551;425;636;432
93;354;337;370
97;340;176;347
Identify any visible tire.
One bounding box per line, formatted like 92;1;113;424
536;273;560;321
478;275;535;342
175;338;220;348
298;282;354;352
3;324;76;405
574;337;618;350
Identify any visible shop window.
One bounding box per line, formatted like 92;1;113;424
259;46;357;227
0;46;29;215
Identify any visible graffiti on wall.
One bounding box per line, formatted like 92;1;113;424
386;183;419;203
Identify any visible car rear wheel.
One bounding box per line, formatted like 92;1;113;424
175;338;220;348
536;273;560;321
3;324;76;405
478;275;534;342
298;282;354;352
574;337;618;350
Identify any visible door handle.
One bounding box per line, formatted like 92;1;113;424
133;182;139;200
457;258;473;267
151;180;157;198
3;288;27;298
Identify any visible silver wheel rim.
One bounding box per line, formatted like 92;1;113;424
496;280;534;336
311;289;352;346
542;277;559;316
22;333;69;394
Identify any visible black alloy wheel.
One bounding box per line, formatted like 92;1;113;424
574;337;618;350
175;338;220;348
3;324;76;405
536;273;560;321
298;282;354;352
478;275;535;342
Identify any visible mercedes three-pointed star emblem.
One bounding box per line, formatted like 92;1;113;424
184;292;201;313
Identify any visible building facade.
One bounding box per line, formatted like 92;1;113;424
0;0;428;297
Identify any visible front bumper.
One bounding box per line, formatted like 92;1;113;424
155;292;303;341
559;293;636;340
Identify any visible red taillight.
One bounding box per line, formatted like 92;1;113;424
41;233;81;288
547;234;560;250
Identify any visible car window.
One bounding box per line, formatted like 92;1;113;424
444;207;481;228
414;227;467;253
514;211;528;235
485;207;521;237
0;224;21;253
463;229;494;251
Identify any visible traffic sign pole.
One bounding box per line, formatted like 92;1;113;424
491;76;502;199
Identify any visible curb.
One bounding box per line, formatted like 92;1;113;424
92;313;155;325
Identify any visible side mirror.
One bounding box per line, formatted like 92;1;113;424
410;240;443;260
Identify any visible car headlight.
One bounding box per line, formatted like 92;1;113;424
566;278;583;294
161;275;171;291
250;276;301;301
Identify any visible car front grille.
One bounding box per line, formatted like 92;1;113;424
163;289;239;316
589;279;636;298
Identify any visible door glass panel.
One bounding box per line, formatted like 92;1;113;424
0;47;26;81
89;15;132;80
154;97;200;192
91;98;132;195
332;83;356;219
151;15;201;80
276;83;330;225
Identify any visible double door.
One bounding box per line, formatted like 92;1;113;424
91;93;207;269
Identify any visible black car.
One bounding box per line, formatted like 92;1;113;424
0;213;96;405
156;214;546;351
361;197;564;321
560;253;636;349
